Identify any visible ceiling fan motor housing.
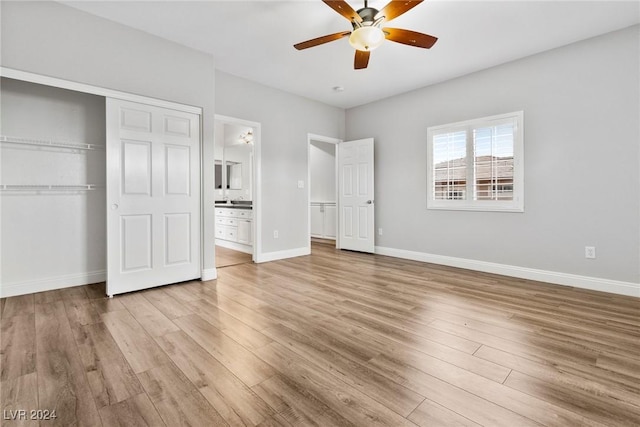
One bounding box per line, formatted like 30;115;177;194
352;7;381;29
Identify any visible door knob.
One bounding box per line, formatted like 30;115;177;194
111;204;119;210
366;200;373;204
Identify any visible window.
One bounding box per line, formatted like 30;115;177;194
427;111;524;212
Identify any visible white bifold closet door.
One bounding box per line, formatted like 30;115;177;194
106;98;200;296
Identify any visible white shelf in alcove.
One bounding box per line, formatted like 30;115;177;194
0;135;105;151
0;184;101;192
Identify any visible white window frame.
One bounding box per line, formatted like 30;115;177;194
427;111;524;212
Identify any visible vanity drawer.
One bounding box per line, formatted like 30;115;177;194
223;227;237;241
236;209;252;219
216;207;252;218
216;218;236;226
216;208;235;217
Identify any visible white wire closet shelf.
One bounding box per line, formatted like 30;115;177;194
0;184;100;192
0;135;105;150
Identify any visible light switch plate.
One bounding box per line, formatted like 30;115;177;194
297;180;304;189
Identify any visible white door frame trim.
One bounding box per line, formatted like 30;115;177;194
214;114;262;263
307;133;342;253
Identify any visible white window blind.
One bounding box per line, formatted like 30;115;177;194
427;111;524;212
473;122;515;201
433;130;467;200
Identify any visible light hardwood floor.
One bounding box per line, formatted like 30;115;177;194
216;245;253;268
1;242;639;426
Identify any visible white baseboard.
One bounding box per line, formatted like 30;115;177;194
201;268;218;282
0;270;107;298
256;246;310;263
375;246;639;298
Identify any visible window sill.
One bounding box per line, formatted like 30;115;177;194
427;204;524;213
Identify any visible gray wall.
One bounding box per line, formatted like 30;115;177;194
215;70;345;254
346;25;640;285
1;1;217;272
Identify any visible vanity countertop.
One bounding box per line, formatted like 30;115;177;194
215;203;252;209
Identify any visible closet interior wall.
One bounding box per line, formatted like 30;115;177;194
0;77;106;297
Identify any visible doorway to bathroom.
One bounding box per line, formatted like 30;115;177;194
214;115;261;269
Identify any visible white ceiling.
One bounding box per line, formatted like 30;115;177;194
62;1;639;109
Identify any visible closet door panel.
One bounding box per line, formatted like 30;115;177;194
165;213;191;266
164;115;191;137
107;98;200;296
120;108;152;132
165;144;191;196
120;214;153;272
122;140;152;195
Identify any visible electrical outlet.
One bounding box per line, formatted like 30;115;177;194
378;228;383;236
273;230;279;239
585;246;596;259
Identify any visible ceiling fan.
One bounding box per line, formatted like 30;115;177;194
294;0;438;70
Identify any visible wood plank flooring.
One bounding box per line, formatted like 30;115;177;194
216;245;253;268
1;242;639;426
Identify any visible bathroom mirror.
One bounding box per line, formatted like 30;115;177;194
226;161;242;189
215;161;242;190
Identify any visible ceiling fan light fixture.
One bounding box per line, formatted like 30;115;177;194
349;25;385;51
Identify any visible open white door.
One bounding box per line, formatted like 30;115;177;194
338;138;375;253
106;99;200;296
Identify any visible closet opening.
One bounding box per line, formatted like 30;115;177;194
307;134;341;252
1;71;205;298
1;77;107;296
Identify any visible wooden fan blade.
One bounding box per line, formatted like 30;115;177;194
375;0;424;21
354;50;370;69
322;0;363;23
294;31;351;50
383;27;438;49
